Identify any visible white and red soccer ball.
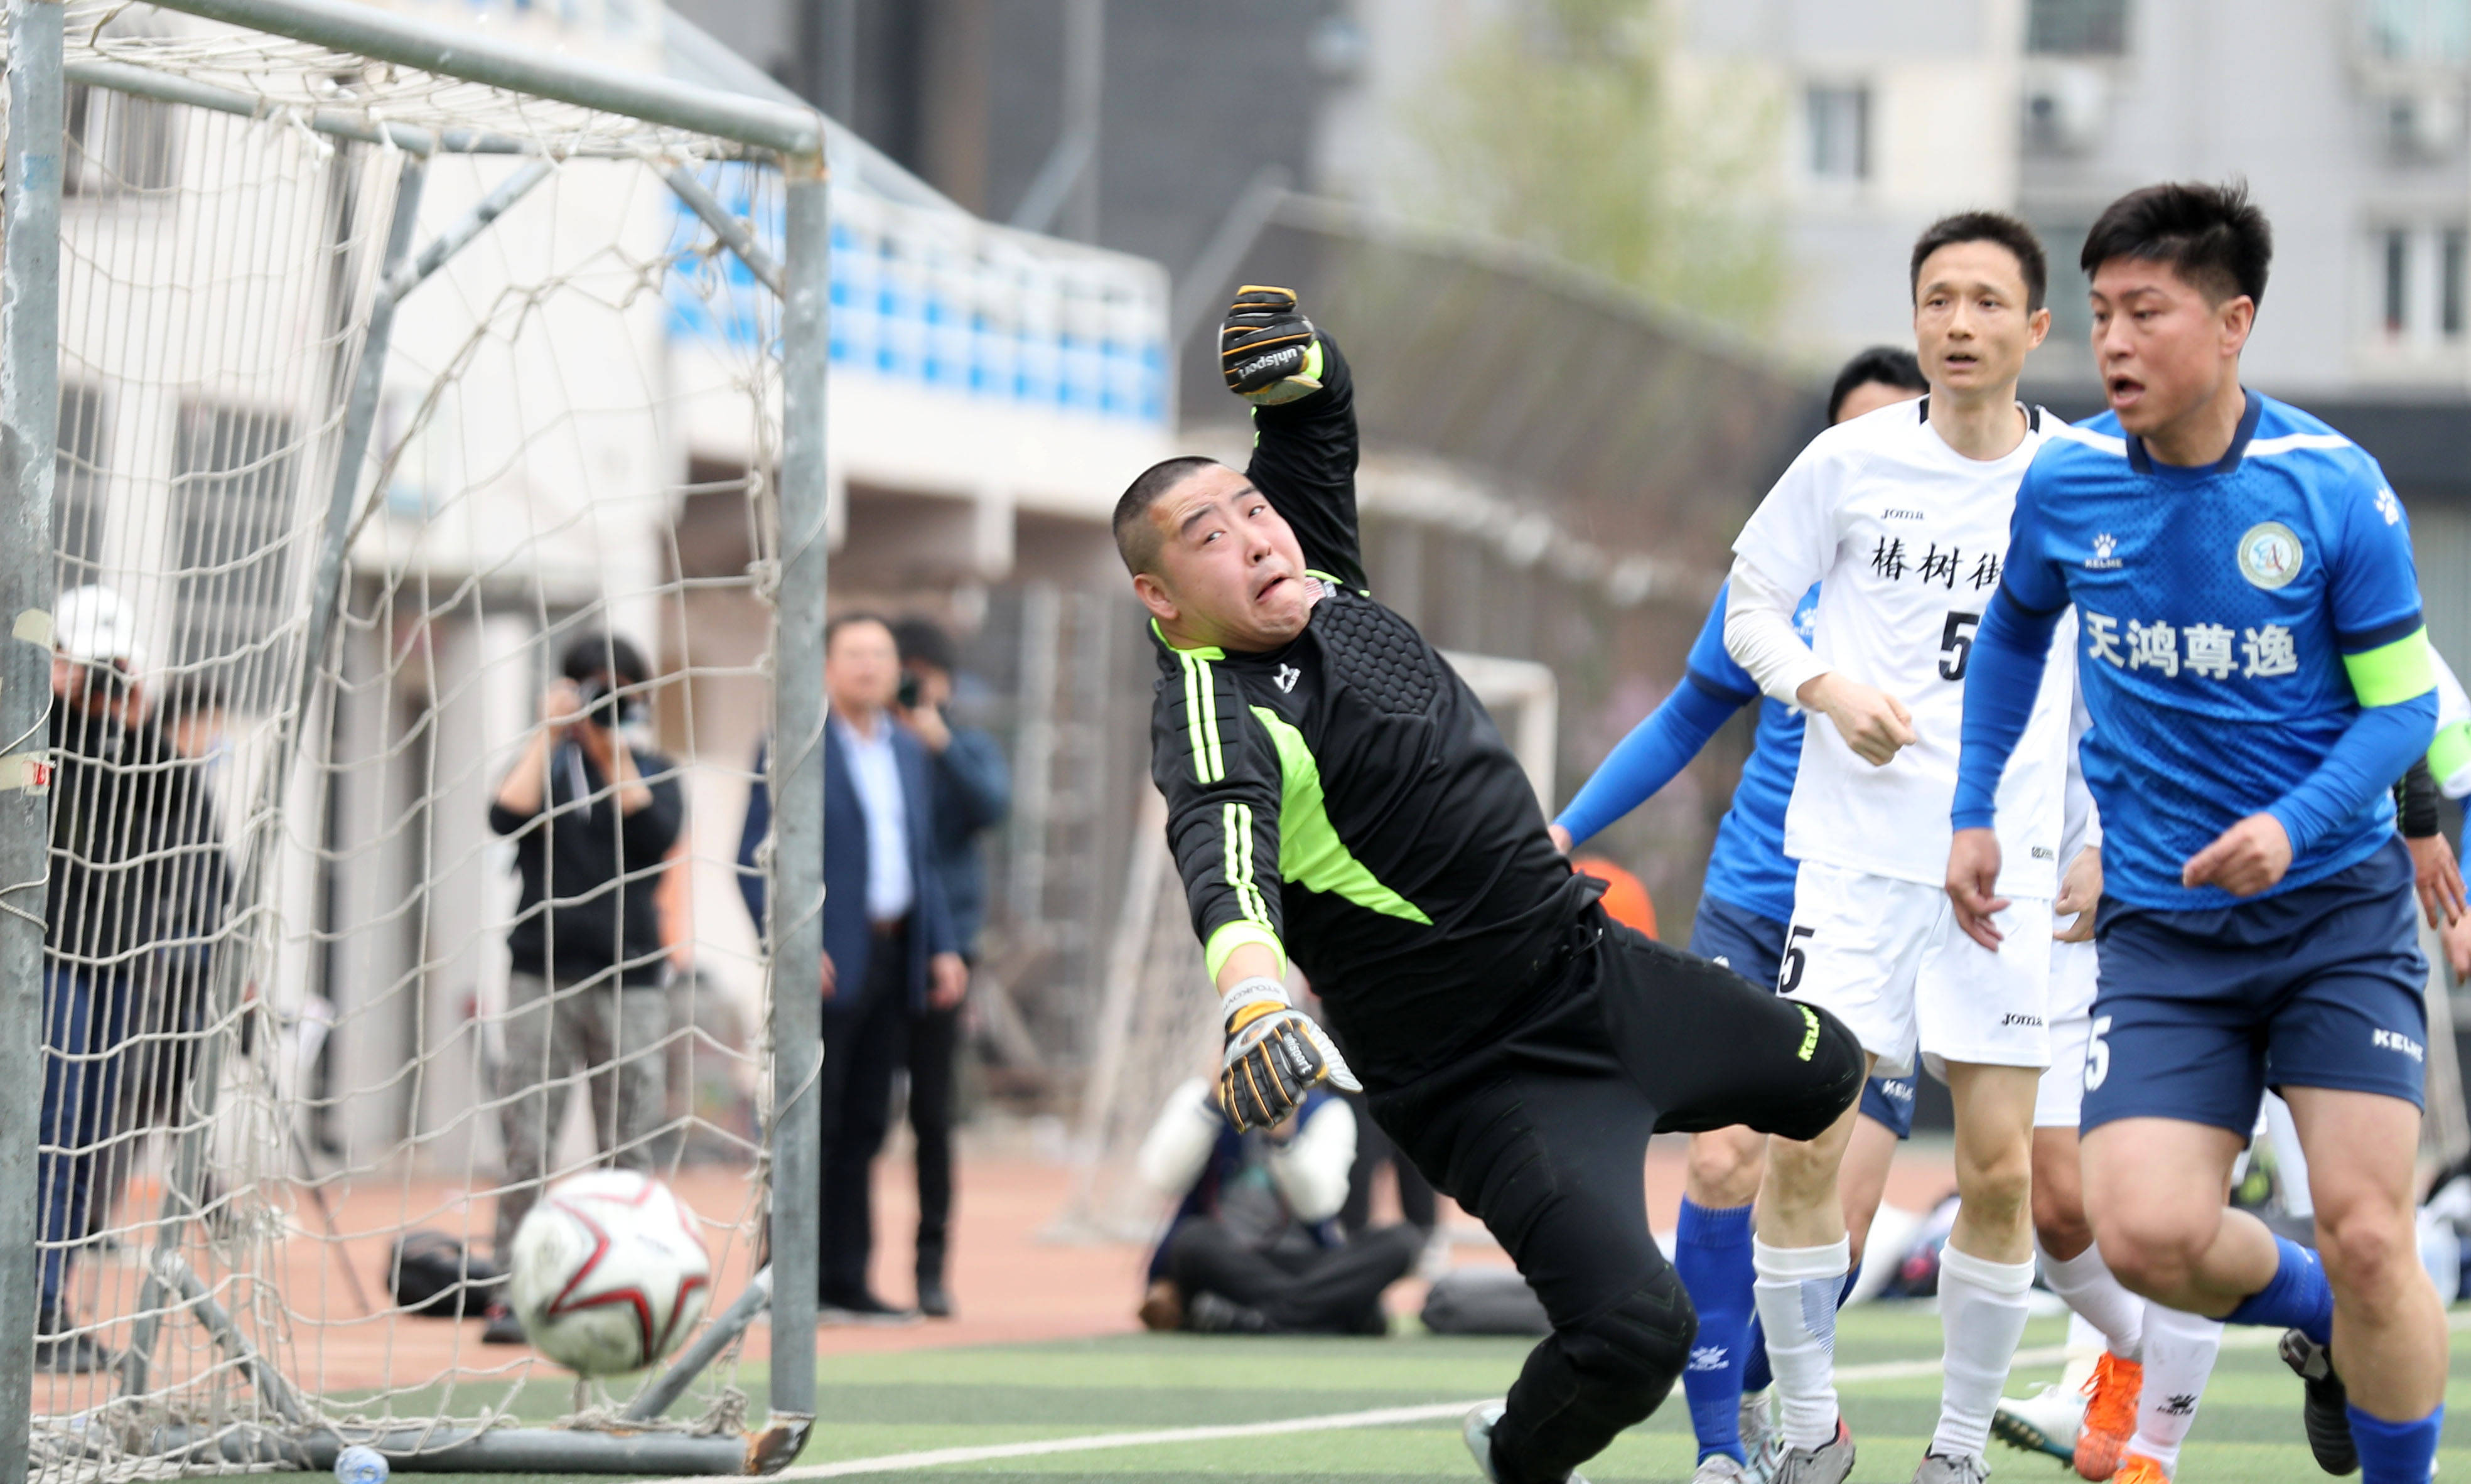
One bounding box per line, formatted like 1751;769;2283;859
507;1169;712;1375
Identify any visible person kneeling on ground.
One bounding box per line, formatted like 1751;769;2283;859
1134;1075;1421;1335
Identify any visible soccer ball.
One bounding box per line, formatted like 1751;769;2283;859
507;1169;712;1376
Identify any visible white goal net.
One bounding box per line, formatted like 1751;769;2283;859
3;0;827;1473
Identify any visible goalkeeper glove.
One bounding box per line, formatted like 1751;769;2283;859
1217;976;1359;1133
1220;286;1324;406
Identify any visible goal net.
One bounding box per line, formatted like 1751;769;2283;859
4;0;826;1473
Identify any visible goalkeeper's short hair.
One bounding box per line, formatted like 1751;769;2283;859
1112;455;1222;576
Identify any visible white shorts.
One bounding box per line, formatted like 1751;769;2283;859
1783;859;2052;1080
2035;938;2101;1129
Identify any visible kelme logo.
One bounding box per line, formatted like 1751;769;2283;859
2237;521;2303;590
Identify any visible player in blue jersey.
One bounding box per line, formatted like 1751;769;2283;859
1553;348;1929;1484
1949;183;2446;1484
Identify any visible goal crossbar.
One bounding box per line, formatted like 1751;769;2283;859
133;0;824;159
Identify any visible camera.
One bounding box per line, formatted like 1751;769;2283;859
574;680;647;731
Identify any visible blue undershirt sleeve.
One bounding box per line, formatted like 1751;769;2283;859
1556;677;1746;847
2267;691;2438;856
1952;587;2064;832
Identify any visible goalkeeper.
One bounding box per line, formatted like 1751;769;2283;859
1121;288;1866;1484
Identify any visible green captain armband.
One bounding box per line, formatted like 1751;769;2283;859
2433;719;2471;798
2343;625;2437;707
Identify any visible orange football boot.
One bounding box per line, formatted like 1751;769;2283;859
2074;1351;2144;1480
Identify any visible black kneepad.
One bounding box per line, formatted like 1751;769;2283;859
1768;1002;1866;1144
1566;1266;1697;1405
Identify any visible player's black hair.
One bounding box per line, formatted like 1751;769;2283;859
891;615;957;675
824;611;894;651
2079;180;2272;308
1112;455;1222;576
1826;346;1928;424
1909;211;2050;313
559;630;649;688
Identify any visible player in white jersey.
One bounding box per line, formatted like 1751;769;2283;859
1722;213;2072;1484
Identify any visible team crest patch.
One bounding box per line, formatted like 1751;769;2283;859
2236;521;2303;590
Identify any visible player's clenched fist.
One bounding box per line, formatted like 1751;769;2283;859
1220;286;1324;406
1798;672;1918;766
1217;977;1359;1132
2182;812;2293;897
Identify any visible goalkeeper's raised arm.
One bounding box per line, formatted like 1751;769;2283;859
1112;287;1864;1484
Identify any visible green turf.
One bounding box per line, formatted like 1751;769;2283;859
395;1304;2471;1483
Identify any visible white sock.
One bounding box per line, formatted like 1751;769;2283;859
2125;1303;2224;1471
2038;1237;2145;1362
1931;1244;2038;1462
2060;1309;2103;1395
1752;1236;1849;1451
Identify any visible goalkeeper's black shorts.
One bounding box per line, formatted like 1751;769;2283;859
1366;908;1863;1295
1362;911;1861;1482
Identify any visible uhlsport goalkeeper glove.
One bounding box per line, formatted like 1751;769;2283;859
1217;976;1360;1132
1220;285;1323;406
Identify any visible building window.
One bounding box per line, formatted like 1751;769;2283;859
2385;229;2411;336
64;83;180;196
2029;0;2131;55
173;402;299;709
2447;229;2468;336
2371;0;2471;63
55;386;109;588
2032;220;2096;346
1807;85;1870;182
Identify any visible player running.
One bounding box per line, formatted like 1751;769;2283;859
1550;346;1929;1484
1991;691;2232;1484
2000;728;2467;1481
1723;212;2075;1484
1950;182;2448;1484
1123;286;1865;1484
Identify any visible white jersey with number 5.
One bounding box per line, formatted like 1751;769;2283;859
1728;397;2074;898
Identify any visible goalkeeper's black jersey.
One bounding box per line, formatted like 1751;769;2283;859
1148;340;1596;1089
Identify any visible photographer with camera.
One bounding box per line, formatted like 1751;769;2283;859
888;617;1009;1319
482;631;684;1345
35;586;230;1373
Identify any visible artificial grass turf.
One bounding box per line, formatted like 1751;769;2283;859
364;1303;2471;1483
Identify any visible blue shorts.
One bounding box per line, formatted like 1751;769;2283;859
1689;894;1915;1141
2084;836;2428;1136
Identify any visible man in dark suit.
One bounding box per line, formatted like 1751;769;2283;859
739;613;965;1321
890;617;1010;1318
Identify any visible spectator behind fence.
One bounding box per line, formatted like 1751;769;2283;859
38;586;230;1374
738;613;964;1323
100;674;235;1245
482;631;683;1346
889;616;1009;1319
1134;1076;1423;1336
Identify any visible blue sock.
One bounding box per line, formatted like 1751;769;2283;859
1674;1199;1756;1463
1740;1261;1856;1399
2348;1402;2443;1484
2223;1236;2334;1347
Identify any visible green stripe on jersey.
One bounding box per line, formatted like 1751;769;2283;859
1175;651;1227;783
1249;706;1432;926
2344;625;2437;707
